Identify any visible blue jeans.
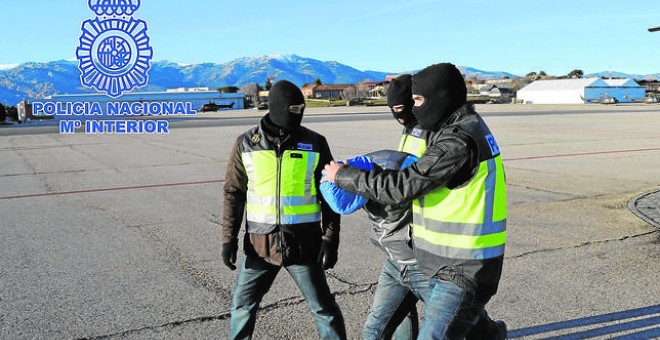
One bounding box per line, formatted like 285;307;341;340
363;258;429;340
230;256;346;340
418;278;501;340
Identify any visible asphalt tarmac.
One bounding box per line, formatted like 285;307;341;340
1;104;658;339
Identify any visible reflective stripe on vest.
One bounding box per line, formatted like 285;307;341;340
412;156;506;260
398;133;427;157
242;149;321;228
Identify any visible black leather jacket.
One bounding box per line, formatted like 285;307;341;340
223;117;340;266
335;104;504;298
360;147;420;265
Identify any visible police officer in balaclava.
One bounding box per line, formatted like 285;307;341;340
321;63;508;339
387;73;428;160
222;78;345;338
386;74;416;126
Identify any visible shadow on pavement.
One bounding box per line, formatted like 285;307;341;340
508;304;660;339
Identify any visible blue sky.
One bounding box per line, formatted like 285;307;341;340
2;0;660;76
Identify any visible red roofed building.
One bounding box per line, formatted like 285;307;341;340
301;84;356;99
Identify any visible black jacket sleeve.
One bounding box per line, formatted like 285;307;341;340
222;135;247;244
335;135;474;206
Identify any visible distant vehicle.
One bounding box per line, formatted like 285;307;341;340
580;93;619;105
257;101;268;110
624;93;659;104
199;102;235;112
347;98;365;106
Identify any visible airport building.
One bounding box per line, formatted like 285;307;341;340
37;88;245;119
516;78;645;104
301;84;356;99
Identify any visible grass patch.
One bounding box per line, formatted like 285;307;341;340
305;99;347;107
363;99;387;106
305;98;388;107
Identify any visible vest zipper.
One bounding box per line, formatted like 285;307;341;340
275;141;282;224
275;140;284;262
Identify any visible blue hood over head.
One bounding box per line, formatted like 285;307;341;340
320;149;418;214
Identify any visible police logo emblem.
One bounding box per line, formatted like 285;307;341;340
250;133;261;144
485;134;500;156
76;0;152;98
297;143;312;151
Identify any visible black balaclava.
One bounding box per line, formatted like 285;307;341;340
386;74;415;125
268;80;305;132
411;63;467;131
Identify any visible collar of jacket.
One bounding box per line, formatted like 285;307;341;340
260;116;295;146
443;103;477;127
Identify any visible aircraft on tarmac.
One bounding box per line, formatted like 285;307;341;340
199;101;235;112
623;93;659;104
580;93;619;105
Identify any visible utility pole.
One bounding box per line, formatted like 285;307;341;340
648;27;660;100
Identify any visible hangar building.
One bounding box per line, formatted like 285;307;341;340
516;77;645;104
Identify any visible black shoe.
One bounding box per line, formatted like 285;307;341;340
495;320;507;340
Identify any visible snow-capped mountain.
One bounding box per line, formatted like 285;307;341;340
0;55;395;104
1;54;650;105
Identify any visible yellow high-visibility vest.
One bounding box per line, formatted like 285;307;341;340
242;149;321;233
412;155;506;260
398;127;427;157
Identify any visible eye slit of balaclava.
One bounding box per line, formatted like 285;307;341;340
287;103;305;115
413;95;427;109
